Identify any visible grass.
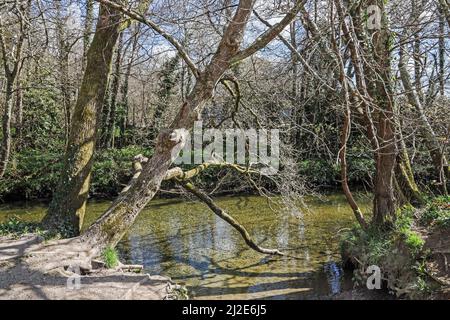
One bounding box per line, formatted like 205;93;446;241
102;246;119;269
340;196;450;298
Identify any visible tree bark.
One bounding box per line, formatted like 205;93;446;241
334;0;397;226
81;0;304;252
56;0;72;147
438;0;450;28
82;0;95;74
364;0;398;226
399;40;448;195
103;31;124;148
42;3;123;236
0;0;30;178
0;80;14;178
118;24;140;147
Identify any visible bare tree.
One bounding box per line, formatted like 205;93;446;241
0;0;31;178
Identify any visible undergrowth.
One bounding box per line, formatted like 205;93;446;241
340;196;450;299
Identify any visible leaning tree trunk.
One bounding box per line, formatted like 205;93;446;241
42;4;122;236
80;0;302;252
80;14;254;249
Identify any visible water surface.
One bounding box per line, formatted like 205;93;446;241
0;194;371;299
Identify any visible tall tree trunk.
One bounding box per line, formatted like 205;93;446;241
104;31;124;148
82;0;95;74
118;24;140;147
14;75;23;143
364;0;398;226
0;0;29;178
439;7;446;96
42;4;123;236
56;0;72;147
0;80;14;178
336;0;397;226
399;41;448;195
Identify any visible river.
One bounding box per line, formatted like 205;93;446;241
0;193;372;299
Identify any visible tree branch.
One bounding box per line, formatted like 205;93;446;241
230;0;306;64
95;0;200;78
179;181;284;256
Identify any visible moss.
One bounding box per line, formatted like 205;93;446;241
340;196;450;299
339;202;436;299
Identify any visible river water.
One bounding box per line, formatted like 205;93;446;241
0;193;372;299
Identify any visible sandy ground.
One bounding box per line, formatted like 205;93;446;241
0;235;174;300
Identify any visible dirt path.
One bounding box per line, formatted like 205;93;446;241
0;235;176;300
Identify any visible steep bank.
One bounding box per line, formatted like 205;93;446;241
340;196;450;299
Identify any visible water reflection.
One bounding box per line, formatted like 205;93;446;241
113;194;369;299
0;194;371;300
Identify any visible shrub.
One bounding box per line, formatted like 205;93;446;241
0;216;46;239
102;246;119;269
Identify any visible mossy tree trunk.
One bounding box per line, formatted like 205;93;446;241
81;0;304;252
341;0;399;226
81;0;255;250
366;0;398;226
42;3;123;236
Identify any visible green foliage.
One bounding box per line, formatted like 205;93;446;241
402;229;425;254
419;195;450;227
0;146;153;201
22;87;65;150
340;197;450;299
340;204;429;298
0;149;64;200
102;246;119;269
0;216;47;239
340;223;393;267
298;154;374;187
91;146;153;196
158;55;181;100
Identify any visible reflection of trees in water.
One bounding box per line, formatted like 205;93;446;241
113;196;355;298
323;262;343;295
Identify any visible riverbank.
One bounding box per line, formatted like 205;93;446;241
0;234;183;300
340;196;450;300
0;194;367;300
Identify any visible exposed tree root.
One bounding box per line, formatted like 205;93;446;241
0;235;174;300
